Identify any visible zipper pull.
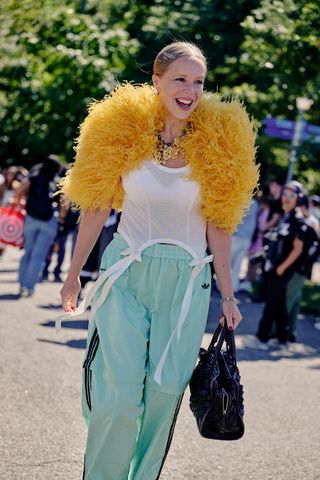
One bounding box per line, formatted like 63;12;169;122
222;389;229;415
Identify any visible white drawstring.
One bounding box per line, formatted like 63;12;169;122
55;239;212;386
153;254;212;385
55;249;142;332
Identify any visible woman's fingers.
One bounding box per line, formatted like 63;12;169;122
60;278;80;312
61;292;74;312
221;302;243;330
64;294;77;312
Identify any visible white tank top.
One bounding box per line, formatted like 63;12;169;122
118;160;207;259
58;159;212;385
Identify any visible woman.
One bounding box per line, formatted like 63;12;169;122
256;181;307;347
60;42;258;479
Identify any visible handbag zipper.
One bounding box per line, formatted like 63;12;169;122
222;389;229;415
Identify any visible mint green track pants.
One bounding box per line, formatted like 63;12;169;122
81;234;211;480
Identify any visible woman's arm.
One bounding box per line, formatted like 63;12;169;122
207;223;242;330
60;207;111;312
276;237;303;276
264;212;281;232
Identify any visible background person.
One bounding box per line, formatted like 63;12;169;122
256;181;307;348
0;166;27;254
246;195;271;290
231;197;259;293
309;195;320;222
264;178;283;231
0;166;21;206
286;194;320;341
42;201;80;282
59;42;258;479
16;155;61;297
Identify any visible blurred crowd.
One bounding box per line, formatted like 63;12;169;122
0;156;120;299
0;161;319;347
230;179;320;348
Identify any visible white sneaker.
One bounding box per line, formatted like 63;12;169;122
19;287;33;298
247;336;269;351
267;338;280;348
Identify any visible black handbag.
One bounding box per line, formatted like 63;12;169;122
189;322;244;440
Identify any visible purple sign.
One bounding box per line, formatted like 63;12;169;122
264;117;320;143
306;124;320;136
264;127;295;141
264;118;295;131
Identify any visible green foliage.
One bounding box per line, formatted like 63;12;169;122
1;0;319;194
0;0;138;167
218;0;320;191
99;0;259;83
301;280;320;315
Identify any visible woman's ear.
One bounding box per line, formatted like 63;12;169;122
152;74;159;92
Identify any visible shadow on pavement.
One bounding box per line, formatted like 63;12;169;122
41;319;89;330
36;290;319;360
206;290;320;362
0;293;20;300
38;303;65;310
308;364;320;370
0;268;17;273
38;338;86;349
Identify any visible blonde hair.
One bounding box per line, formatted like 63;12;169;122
153;42;207;76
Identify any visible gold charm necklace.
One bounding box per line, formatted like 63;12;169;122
153;130;187;165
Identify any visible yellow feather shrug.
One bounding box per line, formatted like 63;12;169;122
61;83;259;234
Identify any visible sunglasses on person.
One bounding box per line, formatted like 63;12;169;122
281;190;298;199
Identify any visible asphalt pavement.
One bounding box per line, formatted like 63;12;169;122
0;246;319;480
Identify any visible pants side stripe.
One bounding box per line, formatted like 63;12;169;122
83;329;100;411
83;328;98;368
82;454;86;480
155;393;184;480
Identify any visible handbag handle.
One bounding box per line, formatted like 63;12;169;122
208;321;237;361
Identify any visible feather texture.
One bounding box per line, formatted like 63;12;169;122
60;83;259;233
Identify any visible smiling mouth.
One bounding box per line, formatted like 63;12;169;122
175;98;194;109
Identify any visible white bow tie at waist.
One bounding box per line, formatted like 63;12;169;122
56;242;212;385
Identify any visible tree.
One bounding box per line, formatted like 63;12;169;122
1;0;319;193
100;0;259;86
0;0;138;167
218;0;320;191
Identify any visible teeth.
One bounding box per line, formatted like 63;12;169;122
177;98;192;105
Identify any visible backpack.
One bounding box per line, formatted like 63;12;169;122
298;224;319;279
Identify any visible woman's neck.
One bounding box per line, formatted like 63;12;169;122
161;116;187;142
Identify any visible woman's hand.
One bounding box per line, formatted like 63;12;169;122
58;208;111;313
220;301;243;330
60;276;81;312
276;264;286;276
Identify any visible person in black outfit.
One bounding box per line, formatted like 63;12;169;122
16;155;62;296
42;203;80;282
264;179;283;231
256;181;307;346
286;195;320;341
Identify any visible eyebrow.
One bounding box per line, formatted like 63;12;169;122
172;73;205;79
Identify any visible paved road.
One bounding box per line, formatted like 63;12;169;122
0;246;319;480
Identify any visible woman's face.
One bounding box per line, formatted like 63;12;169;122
281;188;297;212
152;56;206;121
